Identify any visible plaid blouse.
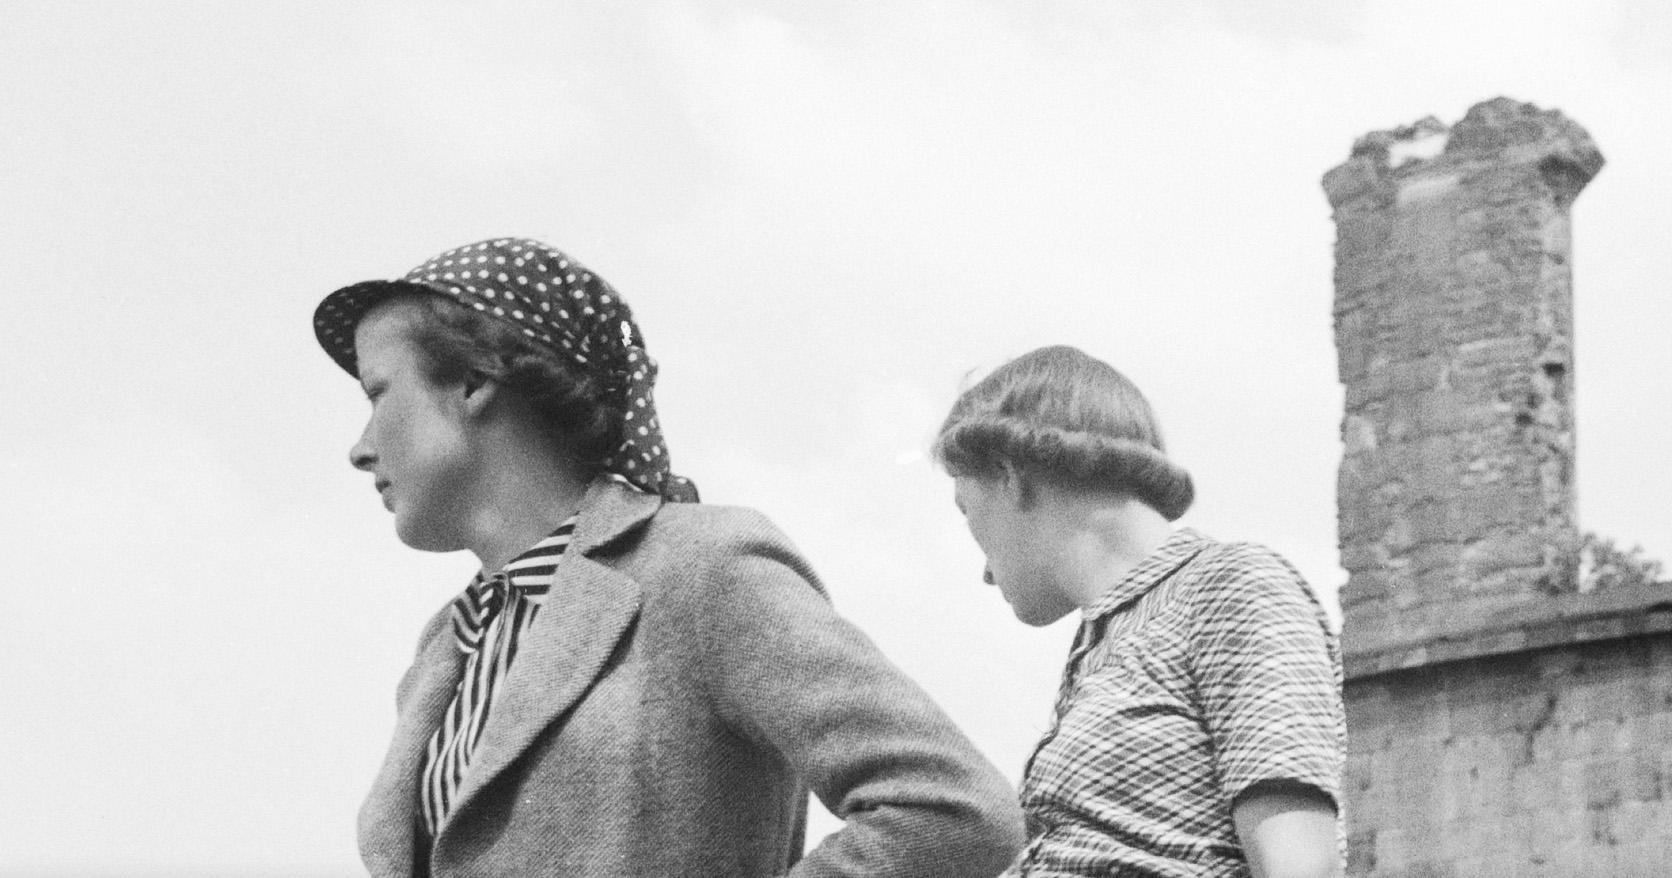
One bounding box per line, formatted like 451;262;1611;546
1009;528;1346;877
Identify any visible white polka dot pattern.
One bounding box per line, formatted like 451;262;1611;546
313;238;698;503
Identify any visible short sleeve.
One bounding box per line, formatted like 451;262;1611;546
1185;544;1345;810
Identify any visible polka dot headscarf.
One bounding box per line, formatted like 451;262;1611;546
313;237;699;503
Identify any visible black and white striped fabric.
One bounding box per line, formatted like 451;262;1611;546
419;517;578;838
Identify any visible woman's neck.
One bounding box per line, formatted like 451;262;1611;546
464;431;593;573
1050;491;1175;612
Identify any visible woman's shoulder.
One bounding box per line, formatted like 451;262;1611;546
1172;535;1340;675
1187;536;1300;580
623;499;817;584
1174;533;1321;617
626;501;831;639
646;498;782;537
634;499;807;564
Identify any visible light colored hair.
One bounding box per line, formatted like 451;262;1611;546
932;345;1194;520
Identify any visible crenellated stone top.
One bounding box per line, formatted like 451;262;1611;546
1322;97;1605;210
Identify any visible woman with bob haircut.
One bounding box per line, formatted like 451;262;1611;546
934;345;1345;878
313;237;1024;878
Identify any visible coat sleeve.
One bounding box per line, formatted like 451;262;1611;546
679;510;1026;878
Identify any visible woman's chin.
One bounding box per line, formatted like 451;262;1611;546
1011;600;1075;628
393;516;466;554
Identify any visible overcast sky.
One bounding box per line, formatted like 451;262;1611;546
3;2;1669;875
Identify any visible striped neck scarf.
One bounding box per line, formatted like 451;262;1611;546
419;516;578;838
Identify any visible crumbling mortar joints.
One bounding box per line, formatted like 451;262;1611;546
1516;691;1559;766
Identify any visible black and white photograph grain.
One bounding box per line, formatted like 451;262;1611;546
3;2;1669;877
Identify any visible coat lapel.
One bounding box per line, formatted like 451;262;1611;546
439;477;660;839
360;616;467;877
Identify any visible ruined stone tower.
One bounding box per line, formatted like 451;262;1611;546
1326;97;1599;644
1325;98;1672;876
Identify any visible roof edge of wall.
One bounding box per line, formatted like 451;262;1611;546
1344;581;1672;681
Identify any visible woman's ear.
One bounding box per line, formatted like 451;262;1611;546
460;373;500;419
998;461;1036;510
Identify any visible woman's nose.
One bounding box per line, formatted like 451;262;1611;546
349;424;376;471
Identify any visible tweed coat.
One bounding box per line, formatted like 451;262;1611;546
359;476;1026;878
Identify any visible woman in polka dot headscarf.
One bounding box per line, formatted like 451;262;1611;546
316;237;694;502
314;238;1024;878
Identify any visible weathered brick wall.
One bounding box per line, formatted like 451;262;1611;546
1322;98;1604;650
1345;632;1672;877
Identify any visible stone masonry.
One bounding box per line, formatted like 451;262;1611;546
1345;631;1672;876
1324;98;1672;877
1324;96;1602;646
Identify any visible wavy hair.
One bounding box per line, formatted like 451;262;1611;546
400;293;625;470
933;345;1194;520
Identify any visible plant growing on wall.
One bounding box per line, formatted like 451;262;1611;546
1579;532;1666;592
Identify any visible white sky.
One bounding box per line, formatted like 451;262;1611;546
2;1;1668;874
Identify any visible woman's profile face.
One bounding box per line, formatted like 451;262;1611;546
953;473;1076;626
349;299;480;553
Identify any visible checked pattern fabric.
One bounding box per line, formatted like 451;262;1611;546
1008;528;1346;877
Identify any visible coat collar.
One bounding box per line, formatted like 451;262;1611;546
359;616;466;877
360;475;664;873
438;475;662;842
438;552;642;841
569;474;665;557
